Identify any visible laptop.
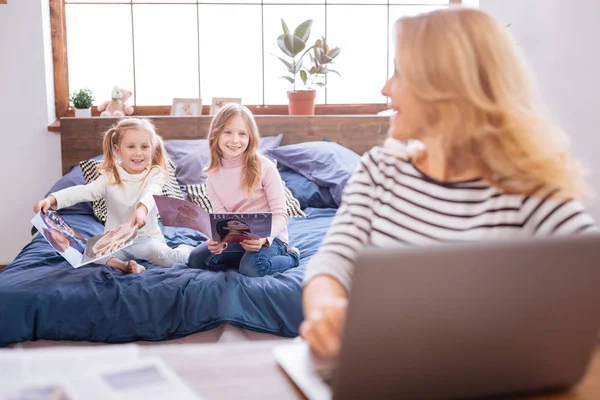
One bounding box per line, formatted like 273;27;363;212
274;234;600;400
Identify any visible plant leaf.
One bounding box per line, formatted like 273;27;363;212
281;18;290;35
328;47;341;59
315;82;326;89
300;70;308;84
277;56;293;73
283;33;306;56
327;68;341;77
277;34;294;57
294;19;313;43
279;76;294;84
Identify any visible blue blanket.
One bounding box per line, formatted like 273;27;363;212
0;208;336;347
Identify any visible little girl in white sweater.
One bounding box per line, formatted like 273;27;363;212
34;118;192;273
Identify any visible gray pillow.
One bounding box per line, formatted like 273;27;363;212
165;133;283;186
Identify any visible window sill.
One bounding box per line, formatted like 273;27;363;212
48;103;389;132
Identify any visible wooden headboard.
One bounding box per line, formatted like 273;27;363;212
59;115;389;175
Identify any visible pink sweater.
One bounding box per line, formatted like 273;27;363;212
206;155;289;245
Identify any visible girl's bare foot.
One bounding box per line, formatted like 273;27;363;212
125;260;145;274
288;247;300;257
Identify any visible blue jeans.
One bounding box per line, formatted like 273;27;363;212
187;238;299;277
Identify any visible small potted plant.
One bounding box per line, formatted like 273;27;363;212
70;88;95;118
277;19;341;115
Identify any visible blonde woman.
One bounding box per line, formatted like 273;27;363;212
301;7;597;358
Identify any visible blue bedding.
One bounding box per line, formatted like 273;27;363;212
0;208;336;346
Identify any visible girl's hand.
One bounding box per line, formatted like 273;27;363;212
207;240;227;255
33;196;56;214
299;297;348;359
131;204;148;229
241;238;267;252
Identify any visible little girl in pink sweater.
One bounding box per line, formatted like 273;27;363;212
187;104;300;276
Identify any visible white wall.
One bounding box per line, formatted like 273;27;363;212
0;0;61;264
480;0;600;219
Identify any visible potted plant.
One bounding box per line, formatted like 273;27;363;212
70;88;95;118
277;19;341;115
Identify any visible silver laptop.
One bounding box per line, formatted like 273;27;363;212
275;234;600;400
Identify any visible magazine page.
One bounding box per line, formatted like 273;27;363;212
153;195;212;237
210;213;272;243
0;344;141;400
76;357;203;400
80;222;138;266
30;210;88;268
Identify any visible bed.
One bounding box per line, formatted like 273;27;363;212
0;115;388;347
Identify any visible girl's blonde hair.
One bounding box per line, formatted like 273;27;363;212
205;103;261;197
99;118;168;185
395;7;587;198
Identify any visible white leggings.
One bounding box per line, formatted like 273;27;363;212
100;237;191;267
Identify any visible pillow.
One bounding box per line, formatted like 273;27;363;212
278;165;336;209
80;158;184;223
184;182;306;219
265;141;360;206
164;133;283;186
44;164;93;216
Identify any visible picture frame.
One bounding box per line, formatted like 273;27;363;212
170;98;203;116
210;97;242;115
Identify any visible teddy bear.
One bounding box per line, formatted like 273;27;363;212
97;86;134;117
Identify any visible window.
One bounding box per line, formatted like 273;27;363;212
51;0;463;118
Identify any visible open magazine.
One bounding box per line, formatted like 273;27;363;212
31;210;138;268
153;195;272;243
0;345;203;400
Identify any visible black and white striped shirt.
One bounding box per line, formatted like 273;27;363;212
305;144;598;292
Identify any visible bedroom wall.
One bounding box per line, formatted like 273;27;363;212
0;0;61;265
480;0;600;219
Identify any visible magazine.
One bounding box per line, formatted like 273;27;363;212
31;210;138;268
153;195;272;243
0;345;203;400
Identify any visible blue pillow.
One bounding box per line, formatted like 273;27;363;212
279;166;336;209
44;156;104;216
265;141;360;206
165;133;283;185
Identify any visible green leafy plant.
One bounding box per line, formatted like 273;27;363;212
70;88;95;109
277;19;341;91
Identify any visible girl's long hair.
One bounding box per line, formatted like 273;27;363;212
99;118;168;185
395;7;587;198
205;103;261;197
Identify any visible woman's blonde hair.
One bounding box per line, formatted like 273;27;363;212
99;118;168;185
205;103;261;197
395;7;587;198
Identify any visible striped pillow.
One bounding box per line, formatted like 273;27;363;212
184;182;306;218
80;158;184;223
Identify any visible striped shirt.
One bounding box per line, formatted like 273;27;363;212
304;143;598;292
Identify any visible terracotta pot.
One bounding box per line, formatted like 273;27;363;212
287;90;316;115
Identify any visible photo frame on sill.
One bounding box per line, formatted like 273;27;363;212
210;97;242;115
171;98;203;116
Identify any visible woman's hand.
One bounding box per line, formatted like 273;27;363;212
207;240;227;255
131;204;148;229
241;237;267;252
33;195;57;214
300;275;349;359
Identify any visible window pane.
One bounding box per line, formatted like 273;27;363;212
325;6;387;104
263;5;326;105
66;0;129;3
133;0;195;3
326;0;385;4
198;5;262;104
388;5;448;76
389;0;449;4
199;0;260;3
66;5;134;104
263;0;324;3
133;5;199;105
